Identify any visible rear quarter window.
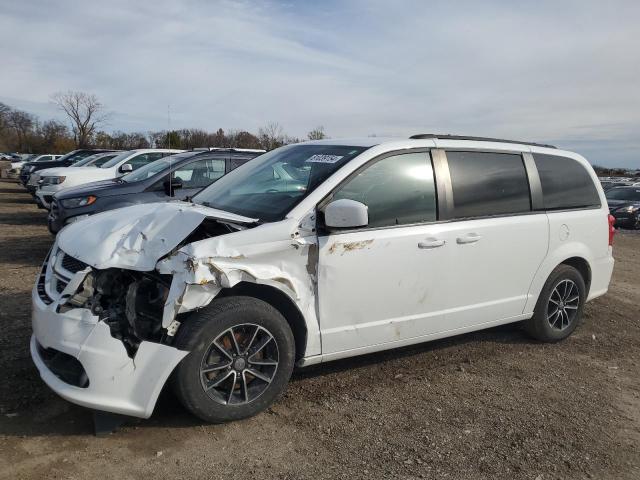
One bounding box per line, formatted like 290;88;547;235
533;154;601;210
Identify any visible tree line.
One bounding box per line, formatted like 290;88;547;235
0;91;326;154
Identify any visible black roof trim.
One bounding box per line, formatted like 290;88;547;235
409;134;556;149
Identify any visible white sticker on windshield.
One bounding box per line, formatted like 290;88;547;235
306;154;344;164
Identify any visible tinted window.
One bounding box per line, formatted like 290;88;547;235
533;154;600;209
333;152;437;228
127;152;164;170
93;154;118;167
174;158;226;188
230;157;251;171
447;151;531;218
68;151;96;164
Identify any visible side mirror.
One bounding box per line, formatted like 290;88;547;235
164;176;183;196
324;199;368;229
119;163;133;173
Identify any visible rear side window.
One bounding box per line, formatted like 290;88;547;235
447;151;531;218
174;158;226;188
229;157;250;171
333;152;437;228
533;154;600;209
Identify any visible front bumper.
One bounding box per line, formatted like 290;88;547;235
35;189;54;209
30;258;188;418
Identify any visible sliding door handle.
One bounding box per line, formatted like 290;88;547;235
418;238;445;249
456;233;482;244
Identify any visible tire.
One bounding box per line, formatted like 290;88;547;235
524;264;587;342
171;296;295;423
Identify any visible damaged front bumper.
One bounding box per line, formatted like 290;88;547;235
30;256;188;418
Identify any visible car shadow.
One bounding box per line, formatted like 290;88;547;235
0;322;532;437
1;196;40;205
0;211;49;226
0;235;51;266
0;186;26;194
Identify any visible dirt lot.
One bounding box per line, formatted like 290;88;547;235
0;179;638;480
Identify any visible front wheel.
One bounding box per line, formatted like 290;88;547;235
524;264;586;342
172;297;295;423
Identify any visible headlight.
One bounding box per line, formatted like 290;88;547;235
42;176;66;185
615;205;640;213
60;195;97;208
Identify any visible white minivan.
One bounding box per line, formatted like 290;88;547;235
30;135;614;426
34;149;183;208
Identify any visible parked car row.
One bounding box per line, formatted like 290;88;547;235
28;135;616;430
598;176;640;191
15;147;266;233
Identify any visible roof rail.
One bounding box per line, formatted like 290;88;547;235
409;134;556;149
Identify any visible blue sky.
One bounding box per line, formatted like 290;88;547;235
1;0;639;167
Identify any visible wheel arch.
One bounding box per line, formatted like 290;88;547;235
525;247;594;314
217;282;308;361
559;256;592;295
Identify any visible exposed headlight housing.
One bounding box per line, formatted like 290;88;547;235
60;195;97;209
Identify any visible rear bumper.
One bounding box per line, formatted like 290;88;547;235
587;251;615;302
31;273;188;418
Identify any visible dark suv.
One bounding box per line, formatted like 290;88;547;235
48;148;264;233
20;149;115;191
606;186;640;229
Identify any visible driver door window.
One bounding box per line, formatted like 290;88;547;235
332;152;437;228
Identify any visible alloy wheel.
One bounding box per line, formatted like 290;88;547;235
547;279;580;331
200;324;279;405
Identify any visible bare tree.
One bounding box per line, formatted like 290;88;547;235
0;102;10;135
258;122;285;150
307;126;326;140
52;91;108;148
9;110;35;151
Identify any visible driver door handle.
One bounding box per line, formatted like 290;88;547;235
456;233;482;244
418;238;446;249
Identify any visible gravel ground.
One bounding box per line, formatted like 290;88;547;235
0;179;638;480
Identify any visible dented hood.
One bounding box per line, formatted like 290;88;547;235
57;201;257;271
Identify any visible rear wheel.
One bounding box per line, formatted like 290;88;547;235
172;297;295;423
524;264;586;342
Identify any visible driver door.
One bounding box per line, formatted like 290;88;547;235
318;151;450;355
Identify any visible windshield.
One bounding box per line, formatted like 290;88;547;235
44;149;78;163
69;150;100;164
193;144;368;221
73;153;112;167
121;151;199;182
100;151;134;168
606;188;640;201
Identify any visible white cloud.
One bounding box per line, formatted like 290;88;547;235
1;0;639;166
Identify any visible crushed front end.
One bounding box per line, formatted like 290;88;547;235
30;245;188;418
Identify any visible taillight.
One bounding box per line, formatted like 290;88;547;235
608;214;616;246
